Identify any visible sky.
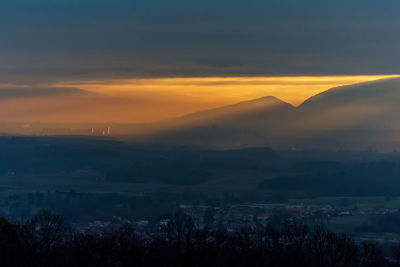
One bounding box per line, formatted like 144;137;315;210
56;75;399;108
1;0;400;123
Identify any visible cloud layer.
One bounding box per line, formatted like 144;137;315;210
0;86;87;99
1;0;400;82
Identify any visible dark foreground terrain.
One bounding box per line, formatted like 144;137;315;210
0;210;399;267
1;136;400;266
1;137;400;225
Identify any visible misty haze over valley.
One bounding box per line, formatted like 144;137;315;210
141;78;400;151
4;77;400;151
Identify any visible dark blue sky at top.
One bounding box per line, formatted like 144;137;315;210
1;0;400;82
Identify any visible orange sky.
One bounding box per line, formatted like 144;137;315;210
56;75;400;107
1;75;399;124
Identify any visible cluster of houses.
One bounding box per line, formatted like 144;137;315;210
71;202;399;235
176;202;399;231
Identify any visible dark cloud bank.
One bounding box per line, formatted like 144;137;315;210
0;0;399;83
0;87;88;99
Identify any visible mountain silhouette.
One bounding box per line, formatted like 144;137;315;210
292;77;400;150
134;77;400;151
179;96;294;125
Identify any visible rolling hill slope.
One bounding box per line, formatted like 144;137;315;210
133;78;400;151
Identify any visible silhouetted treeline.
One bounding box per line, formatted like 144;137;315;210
0;210;399;267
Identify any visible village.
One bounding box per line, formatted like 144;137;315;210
72;201;400;238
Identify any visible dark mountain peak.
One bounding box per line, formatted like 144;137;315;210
237;95;290;105
231;95;294;110
179;95;293;123
300;77;400;108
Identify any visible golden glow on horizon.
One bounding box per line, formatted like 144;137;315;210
55;75;400;107
1;75;398;124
